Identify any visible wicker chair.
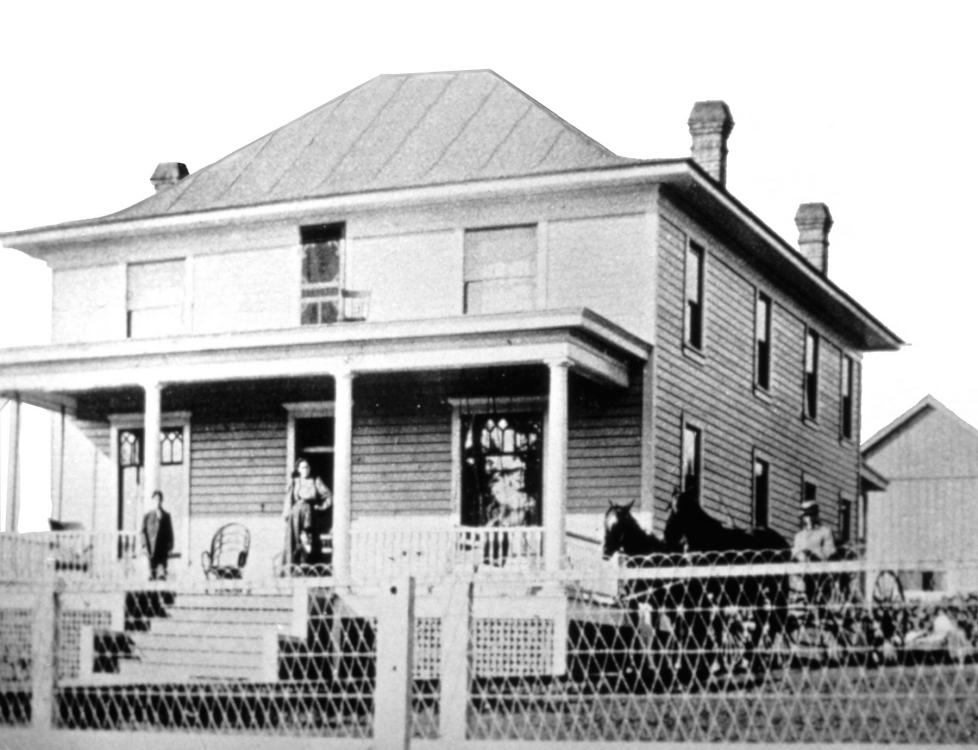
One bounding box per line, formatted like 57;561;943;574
201;523;250;579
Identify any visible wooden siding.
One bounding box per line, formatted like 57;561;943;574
190;413;287;516
567;372;643;511
43;185;654;345
653;204;861;540
547;214;655;342
52;265;126;343
182;371;642;521
352;408;453;517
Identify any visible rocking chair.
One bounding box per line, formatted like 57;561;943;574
201;523;250;579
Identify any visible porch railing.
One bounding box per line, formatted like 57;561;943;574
349;525;546;583
0;531;141;582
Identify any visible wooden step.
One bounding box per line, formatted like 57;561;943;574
117;660;263;682
134;631;265;654
151;619;290;638
160;608;292;626
170;592;294;611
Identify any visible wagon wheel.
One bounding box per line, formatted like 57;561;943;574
872;569;907;660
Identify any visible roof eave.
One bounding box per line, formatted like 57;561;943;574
1;159;901;351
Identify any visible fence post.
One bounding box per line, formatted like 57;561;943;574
439;578;473;743
374;575;415;750
32;577;63;731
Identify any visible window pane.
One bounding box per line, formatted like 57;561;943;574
682;425;701;492
302;241;341;284
753;458;769;527
464;278;534;315
464;226;536;281
685;244;704;348
804;330;819;419
462;411;542;528
755;295;771;390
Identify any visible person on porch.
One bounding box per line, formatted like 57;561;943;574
283;458;333;574
142;490;174;581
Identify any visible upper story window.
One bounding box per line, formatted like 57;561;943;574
463;225;536;315
803;328;820;420
839;496;852;544
681;421;702;496
753;454;770;527
840;355;855;440
755;293;772;390
684;241;705;350
126;259;184;339
300;223;344;326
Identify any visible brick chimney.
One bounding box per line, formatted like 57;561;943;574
688;101;734;186
150;162;189;192
794;202;833;274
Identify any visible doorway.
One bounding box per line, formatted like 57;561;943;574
116;422;189;560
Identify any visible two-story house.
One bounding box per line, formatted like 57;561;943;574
0;70;900;581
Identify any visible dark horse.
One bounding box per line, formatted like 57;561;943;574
603;489;791;688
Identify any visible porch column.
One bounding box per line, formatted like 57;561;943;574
142;382;162;513
544;358;570;571
4;396;21;532
333;370;354;582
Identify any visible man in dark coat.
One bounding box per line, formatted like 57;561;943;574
142;490;174;580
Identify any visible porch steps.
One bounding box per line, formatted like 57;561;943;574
113;589;295;683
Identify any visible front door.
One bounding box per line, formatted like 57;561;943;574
118;425;188;561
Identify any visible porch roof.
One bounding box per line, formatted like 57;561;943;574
0;308;648;408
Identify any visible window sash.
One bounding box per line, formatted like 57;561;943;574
804;330;819;419
755;294;771;389
681;424;702;494
753;457;769;527
684;243;704;349
841;356;854;439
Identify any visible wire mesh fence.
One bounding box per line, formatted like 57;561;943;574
1;552;977;746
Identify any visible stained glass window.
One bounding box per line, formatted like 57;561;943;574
119;430;141;467
160;429;184;465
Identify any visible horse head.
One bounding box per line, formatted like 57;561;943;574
602;500;636;559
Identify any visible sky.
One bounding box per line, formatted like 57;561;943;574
1;1;976;529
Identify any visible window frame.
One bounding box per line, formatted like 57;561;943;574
299;222;346;327
801;475;818;506
803;327;820;421
125;257;187;339
754;291;772;392
680;414;704;499
752;450;770;528
838;494;853;545
448;396;548;525
683;240;706;352
840;354;855;441
462;224;537;316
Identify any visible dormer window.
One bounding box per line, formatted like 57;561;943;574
300;223;344;325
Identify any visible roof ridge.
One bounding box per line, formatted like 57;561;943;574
862;394;978;454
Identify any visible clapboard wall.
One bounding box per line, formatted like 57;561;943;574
652;197;861;540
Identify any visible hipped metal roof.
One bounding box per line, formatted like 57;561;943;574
116;70;633;220
0;69;902;351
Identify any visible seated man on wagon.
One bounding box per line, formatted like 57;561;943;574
792;500;836;562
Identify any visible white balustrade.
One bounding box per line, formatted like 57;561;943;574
348;526;546;583
0;531;141;582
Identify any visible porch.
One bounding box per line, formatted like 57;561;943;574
0;309;650;585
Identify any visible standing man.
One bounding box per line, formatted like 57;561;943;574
142;490;174;580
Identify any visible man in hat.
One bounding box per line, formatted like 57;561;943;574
792;500;836;561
